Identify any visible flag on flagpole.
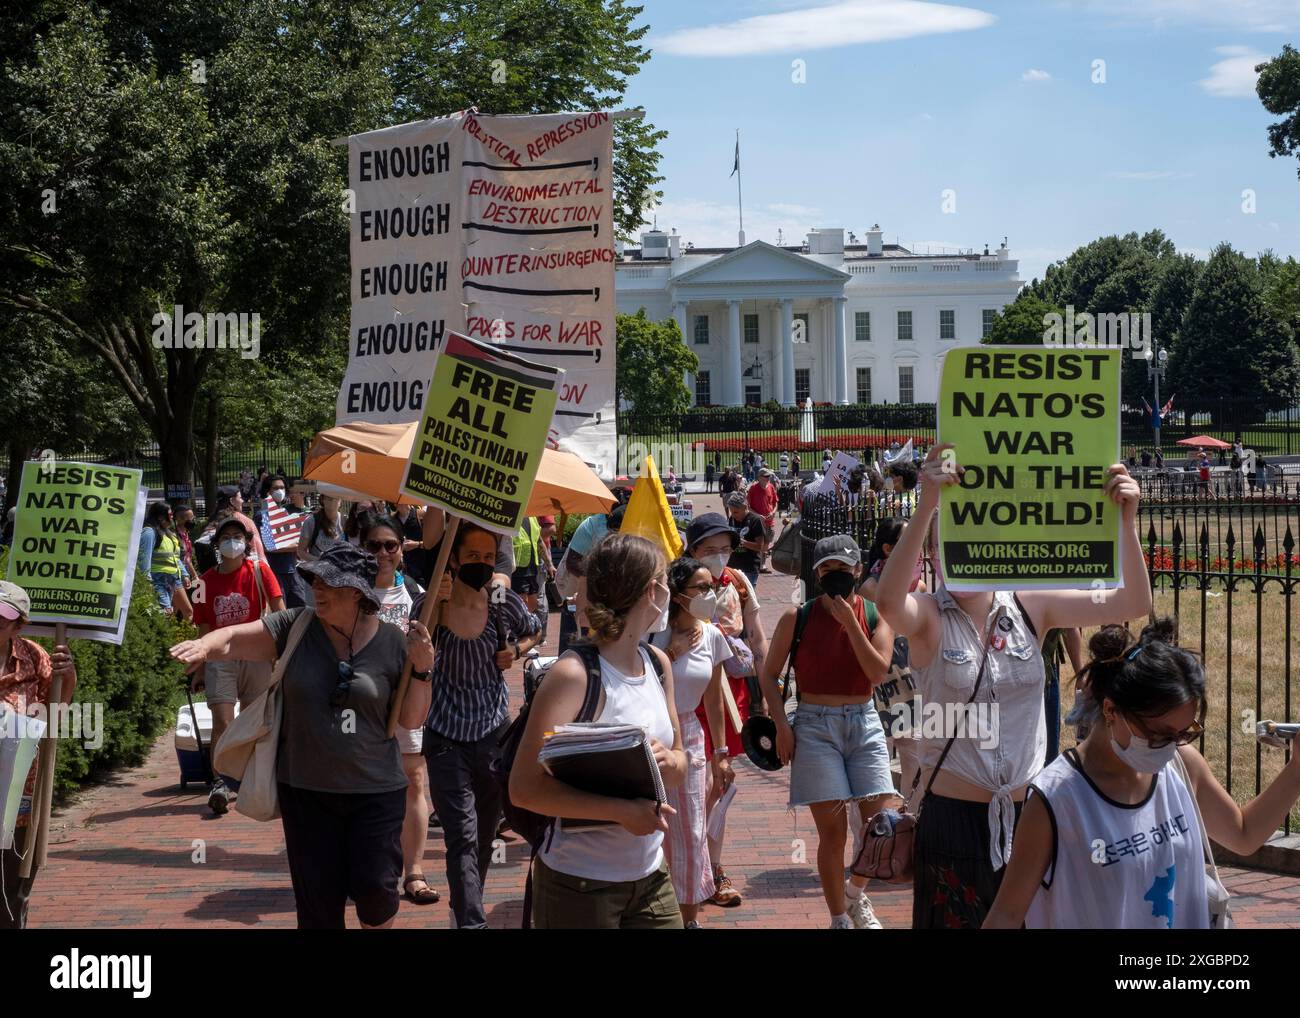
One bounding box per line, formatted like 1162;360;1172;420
621;454;683;564
730;136;739;177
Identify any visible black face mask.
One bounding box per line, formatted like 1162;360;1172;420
820;569;856;598
457;562;495;591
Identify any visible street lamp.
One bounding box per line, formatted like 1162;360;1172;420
1135;344;1170;454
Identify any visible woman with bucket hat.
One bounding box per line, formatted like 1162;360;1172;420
169;542;435;929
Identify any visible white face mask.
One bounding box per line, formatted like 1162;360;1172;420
271;489;286;503
1110;715;1179;773
219;538;246;560
701;553;730;580
646;584;670;634
686;590;717;622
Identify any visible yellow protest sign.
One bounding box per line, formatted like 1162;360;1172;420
938;347;1122;591
400;331;561;534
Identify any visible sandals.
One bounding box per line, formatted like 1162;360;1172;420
403;873;441;905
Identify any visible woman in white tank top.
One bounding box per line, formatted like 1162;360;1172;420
509;533;690;929
985;620;1300;928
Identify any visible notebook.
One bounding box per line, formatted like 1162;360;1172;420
539;723;667;831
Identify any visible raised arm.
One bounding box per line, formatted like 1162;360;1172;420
1180;744;1300;857
1018;465;1152;635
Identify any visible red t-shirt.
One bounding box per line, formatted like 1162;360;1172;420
193;560;282;630
747;481;778;520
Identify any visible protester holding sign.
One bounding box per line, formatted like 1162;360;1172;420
0;581;77;929
360;515;438;907
412;522;543;929
137;501;193;621
193;517;285;816
258;475;307;609
759;535;897;930
874;443;1151;929
509;533;689;929
169;544;435;929
985;620;1300;929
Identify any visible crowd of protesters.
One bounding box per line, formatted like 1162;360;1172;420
10;439;1300;933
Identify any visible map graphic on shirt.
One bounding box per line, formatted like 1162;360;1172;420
1143;864;1176;929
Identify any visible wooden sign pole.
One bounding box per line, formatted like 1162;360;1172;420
386;516;461;738
20;622;65;877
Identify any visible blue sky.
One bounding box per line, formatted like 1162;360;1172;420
622;0;1300;281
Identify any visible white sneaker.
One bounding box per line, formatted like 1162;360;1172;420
848;893;883;929
829;914;854;929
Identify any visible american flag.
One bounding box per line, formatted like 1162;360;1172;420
259;502;307;553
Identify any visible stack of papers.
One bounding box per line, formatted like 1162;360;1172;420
539;722;666;831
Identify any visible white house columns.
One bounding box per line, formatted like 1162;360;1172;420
725;299;743;406
781;298;796;405
834;296;848;405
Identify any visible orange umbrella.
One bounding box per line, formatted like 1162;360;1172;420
304;421;615;515
1175;435;1232;450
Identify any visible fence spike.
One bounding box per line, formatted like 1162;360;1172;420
1285;526;1296;555
1171;522;1183;555
1225;523;1236;554
1146;522;1158;547
1199;522;1210;555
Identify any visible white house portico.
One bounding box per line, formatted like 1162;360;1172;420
615;224;1023;407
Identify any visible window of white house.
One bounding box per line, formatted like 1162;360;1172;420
982;308;996;337
693;315;709;344
939;309;956;340
856;367;872;404
898;365;915;404
855;311;871;342
897;310;913;341
793;312;810;343
795;368;811;405
743;313;759;344
695;370;711;406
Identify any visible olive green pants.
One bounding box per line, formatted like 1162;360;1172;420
532;856;683;929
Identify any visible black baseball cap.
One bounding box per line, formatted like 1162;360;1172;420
686;512;738;552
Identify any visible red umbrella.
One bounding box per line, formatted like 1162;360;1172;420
1175;435;1232;450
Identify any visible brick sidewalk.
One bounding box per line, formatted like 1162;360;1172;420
26;502;1300;928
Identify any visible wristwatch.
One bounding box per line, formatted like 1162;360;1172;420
412;668;433;683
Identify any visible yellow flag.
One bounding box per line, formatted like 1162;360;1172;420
621;454;683;563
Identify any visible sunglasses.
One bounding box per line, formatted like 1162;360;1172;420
1126;711;1205;749
330;659;354;709
365;539;401;554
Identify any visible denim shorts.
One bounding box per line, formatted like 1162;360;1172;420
788;701;895;807
150;572;180;609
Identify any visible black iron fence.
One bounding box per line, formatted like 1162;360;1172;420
797;481;1300;823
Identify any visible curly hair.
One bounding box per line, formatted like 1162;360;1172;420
1075;617;1205;725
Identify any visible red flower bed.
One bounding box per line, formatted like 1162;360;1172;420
701;432;932;454
1144;548;1300;574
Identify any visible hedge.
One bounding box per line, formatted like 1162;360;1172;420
0;550;191;802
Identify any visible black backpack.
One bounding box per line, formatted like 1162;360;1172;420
492;641;666;926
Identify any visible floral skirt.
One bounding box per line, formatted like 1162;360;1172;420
912;792;1023;929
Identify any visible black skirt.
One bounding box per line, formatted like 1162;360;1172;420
912;792;1023;929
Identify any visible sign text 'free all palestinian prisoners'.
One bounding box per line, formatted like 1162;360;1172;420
938;347;1122;591
401;331;559;535
7;462;146;643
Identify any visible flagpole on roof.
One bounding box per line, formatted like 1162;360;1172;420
731;128;745;246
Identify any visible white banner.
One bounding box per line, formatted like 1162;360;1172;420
457;111;616;479
339;110;617;478
338;116;465;424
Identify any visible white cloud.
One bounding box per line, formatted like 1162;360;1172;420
1066;1;1298;32
1022;68;1051;81
652;0;995;57
1200;45;1268;97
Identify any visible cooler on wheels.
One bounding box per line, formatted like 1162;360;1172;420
175;702;214;789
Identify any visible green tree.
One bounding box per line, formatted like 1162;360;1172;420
982;291;1063;345
1257;43;1300;180
0;1;394;489
1168;243;1300;412
388;0;665;239
616;309;698;416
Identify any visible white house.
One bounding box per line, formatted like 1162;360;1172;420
615;224;1023;406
